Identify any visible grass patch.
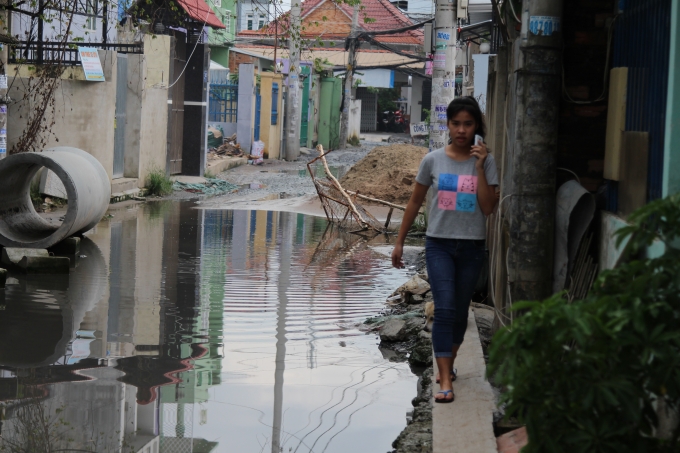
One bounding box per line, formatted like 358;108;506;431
347;135;361;147
146;168;174;196
410;211;427;233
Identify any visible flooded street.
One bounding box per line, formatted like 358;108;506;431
0;200;419;453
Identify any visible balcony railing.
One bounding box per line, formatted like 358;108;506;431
8;41;143;66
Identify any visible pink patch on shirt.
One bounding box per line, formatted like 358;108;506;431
438;191;457;211
457;175;477;194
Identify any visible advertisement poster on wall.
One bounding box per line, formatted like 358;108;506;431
78;47;105;81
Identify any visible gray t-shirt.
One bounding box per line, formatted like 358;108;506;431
415;148;499;240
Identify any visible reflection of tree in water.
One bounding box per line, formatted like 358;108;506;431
0;392;135;453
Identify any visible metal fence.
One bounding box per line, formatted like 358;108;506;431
613;0;672;202
208;83;238;123
9;41;143;66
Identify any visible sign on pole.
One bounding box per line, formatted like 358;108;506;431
78;47;105;82
410;122;428;137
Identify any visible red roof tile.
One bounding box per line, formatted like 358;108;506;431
238;0;422;44
176;0;226;29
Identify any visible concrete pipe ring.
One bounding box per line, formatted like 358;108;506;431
0;147;111;249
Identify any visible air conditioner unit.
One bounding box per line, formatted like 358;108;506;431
457;0;468;20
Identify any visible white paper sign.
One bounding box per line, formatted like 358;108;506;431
410;122;428;137
78;47;105;82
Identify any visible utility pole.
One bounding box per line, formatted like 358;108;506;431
284;0;302;160
339;4;359;149
506;0;563;302
428;0;457;152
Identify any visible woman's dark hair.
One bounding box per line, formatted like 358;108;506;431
446;96;486;138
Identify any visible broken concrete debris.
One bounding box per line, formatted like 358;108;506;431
18;256;70;274
1;247;70;274
1;247;50;267
380;318;408;342
48;237;81;255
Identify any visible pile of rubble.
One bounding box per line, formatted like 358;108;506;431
209;133;245;158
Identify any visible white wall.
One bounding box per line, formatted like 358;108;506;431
472;53;489;112
11;7;117;44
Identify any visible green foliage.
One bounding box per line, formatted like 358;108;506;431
146;167;174;196
410;211;427;233
347;135;360;146
488;194;680;453
368;87;400;114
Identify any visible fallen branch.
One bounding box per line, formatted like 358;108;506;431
316;145;368;229
344;190;406;211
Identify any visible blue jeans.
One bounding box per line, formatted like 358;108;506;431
426;237;485;358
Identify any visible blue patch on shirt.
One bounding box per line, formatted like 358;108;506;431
456;193;477;212
438;173;459;192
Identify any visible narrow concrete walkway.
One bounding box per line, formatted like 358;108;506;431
433;309;497;453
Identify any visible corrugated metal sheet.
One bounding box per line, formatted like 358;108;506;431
613;0;671;201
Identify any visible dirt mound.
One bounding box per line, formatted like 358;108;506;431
339;144;427;205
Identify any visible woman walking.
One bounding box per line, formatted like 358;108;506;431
391;97;498;403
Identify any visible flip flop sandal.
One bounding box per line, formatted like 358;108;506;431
434;390;454;403
436;368;458;383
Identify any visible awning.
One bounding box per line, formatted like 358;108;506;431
175;0;226;29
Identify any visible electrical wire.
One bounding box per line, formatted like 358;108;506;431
506;0;521;24
488;193;513;329
562;14;619;104
167;6;212;89
556;167;581;184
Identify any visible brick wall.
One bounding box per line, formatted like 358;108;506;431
304;1;352;37
229;52;259;73
557;0;617;192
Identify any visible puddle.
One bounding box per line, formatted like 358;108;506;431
0;201;418;452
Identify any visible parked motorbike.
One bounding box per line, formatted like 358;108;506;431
381;110;408;133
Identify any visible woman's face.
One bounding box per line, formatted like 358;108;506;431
447;110;477;147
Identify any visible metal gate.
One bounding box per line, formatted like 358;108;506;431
613;0;672;202
356;87;377;132
168;38;186;175
113;54;127;178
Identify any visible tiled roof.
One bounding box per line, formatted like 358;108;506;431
237;0;423;45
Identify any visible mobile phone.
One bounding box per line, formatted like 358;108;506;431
474;134;484;147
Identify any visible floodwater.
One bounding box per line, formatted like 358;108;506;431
0;201;418;453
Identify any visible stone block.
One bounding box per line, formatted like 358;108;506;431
40;169;68;199
17;256;70;274
1;248;49;267
496;427;528;453
380;318;407;342
48;237;81;255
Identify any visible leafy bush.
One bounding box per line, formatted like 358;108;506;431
488;194;680;453
146;167;174;196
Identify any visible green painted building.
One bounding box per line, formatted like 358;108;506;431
206;0;236;67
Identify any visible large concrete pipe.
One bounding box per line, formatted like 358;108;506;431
0;147;110;248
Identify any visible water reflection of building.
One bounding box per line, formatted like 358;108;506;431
0;201;221;452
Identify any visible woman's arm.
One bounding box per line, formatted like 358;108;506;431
392;182;429;268
476;168;497;216
471;142;498;216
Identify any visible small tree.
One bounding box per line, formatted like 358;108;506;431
489;194;680;453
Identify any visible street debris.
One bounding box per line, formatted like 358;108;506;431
172;178;239;195
339;144;427;205
309;145;406;233
208;132;246;158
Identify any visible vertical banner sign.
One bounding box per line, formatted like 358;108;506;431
78;47;106;81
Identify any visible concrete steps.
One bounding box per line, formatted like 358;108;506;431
432;309;497;453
